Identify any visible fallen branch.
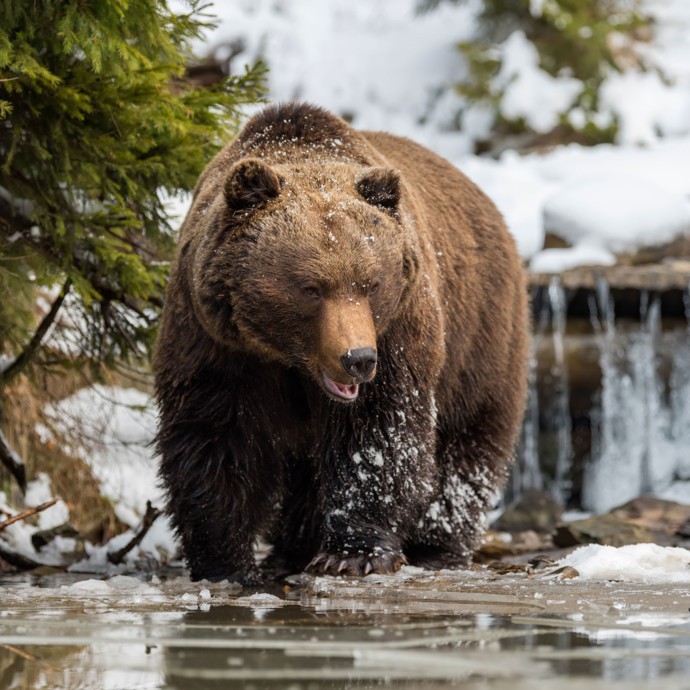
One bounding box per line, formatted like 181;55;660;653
1;644;59;672
0;498;58;532
0;429;26;493
108;501;161;565
0;540;43;570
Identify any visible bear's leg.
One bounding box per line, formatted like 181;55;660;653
407;400;518;568
261;453;322;578
159;433;277;585
308;389;438;577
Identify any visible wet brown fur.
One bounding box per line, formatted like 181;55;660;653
154;102;529;583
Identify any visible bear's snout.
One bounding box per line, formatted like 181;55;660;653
340;347;377;381
318;298;377;401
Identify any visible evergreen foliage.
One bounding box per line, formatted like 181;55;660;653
0;0;265;384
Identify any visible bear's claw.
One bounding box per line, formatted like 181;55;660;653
306;550;407;577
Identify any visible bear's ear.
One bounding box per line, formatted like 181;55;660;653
355;167;400;213
224;158;282;213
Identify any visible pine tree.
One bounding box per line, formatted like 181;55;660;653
0;1;265;486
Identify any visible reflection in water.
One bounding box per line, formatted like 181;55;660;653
0;577;689;689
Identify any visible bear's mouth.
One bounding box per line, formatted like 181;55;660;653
322;372;359;402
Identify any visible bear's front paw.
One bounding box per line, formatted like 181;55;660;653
306;548;407;577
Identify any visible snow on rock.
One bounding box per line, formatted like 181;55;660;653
542;176;690;254
64;576;167;603
558;544;690;583
530;244;616;273
234;592;285;608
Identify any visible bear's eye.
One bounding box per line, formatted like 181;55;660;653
302;285;321;300
368;282;380;296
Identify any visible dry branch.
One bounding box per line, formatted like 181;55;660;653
0;498;59;532
0;429;26;493
0;541;43;570
107;501;161;565
0;277;72;386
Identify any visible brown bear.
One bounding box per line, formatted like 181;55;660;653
154;102;529;584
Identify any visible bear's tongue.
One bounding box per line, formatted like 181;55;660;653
322;373;359;401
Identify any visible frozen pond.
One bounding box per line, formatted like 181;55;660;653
1;567;689;688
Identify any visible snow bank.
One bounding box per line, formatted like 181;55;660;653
558;544;690;583
465;141;690;266
542;177;690;254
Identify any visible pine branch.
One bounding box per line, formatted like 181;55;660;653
0;277;72;386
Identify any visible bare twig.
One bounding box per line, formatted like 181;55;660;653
0;498;58;532
0;277;72;385
107;501;161;565
0;429;26;493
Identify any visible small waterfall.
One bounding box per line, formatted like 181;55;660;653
584;283;687;513
514;279;690;512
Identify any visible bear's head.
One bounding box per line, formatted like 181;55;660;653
191;157;419;403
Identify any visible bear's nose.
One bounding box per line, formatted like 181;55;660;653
340;347;377;380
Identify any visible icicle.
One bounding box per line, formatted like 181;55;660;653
513;286;547;500
584;276;630;514
516;340;542;495
547;276;571;504
637;294;661;495
670;283;690;481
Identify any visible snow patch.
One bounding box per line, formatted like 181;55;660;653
558;544;690;583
